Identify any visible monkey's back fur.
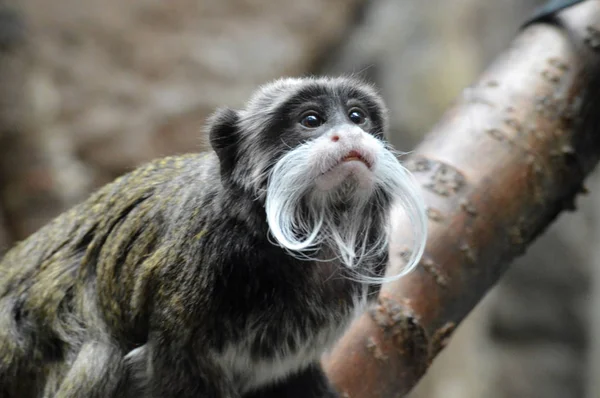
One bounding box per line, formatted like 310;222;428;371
0;152;363;397
0;154;202;396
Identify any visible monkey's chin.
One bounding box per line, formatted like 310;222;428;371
314;160;375;192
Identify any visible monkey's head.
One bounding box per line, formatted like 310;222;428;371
208;76;426;281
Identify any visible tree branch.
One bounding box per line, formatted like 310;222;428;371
324;2;600;396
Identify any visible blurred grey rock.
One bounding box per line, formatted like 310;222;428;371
21;0;364;186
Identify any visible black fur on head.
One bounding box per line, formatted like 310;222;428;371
207;76;389;196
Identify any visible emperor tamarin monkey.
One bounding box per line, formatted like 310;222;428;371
0;76;427;397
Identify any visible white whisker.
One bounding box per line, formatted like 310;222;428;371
265;134;427;284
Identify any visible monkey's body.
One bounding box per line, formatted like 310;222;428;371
0;153;364;397
0;77;426;397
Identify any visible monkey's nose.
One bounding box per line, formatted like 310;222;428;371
330;126;363;143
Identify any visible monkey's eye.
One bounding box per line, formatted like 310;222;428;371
348;109;367;125
299;112;324;129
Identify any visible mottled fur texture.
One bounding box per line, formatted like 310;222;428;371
0;76;426;397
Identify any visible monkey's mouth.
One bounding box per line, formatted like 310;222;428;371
315;149;376;191
341;150;372;169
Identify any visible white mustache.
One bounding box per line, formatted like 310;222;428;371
264;133;427;284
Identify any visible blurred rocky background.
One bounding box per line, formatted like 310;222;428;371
0;0;597;397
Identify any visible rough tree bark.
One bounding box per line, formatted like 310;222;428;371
324;1;600;397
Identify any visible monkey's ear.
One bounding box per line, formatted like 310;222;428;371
207;107;241;179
